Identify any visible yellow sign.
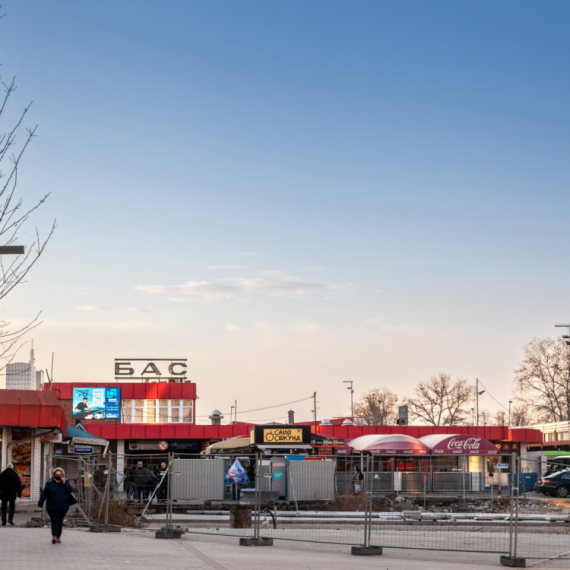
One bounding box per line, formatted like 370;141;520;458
525;465;532;473
263;428;302;444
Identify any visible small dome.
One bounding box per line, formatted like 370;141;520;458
210;409;223;416
342;418;353;425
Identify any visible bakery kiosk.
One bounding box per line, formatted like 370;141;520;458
0;389;67;502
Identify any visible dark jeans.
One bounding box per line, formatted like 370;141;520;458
1;495;16;524
46;508;68;538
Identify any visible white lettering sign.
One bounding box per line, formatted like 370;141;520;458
115;359;187;379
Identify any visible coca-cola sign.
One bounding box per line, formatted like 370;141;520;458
428;434;499;455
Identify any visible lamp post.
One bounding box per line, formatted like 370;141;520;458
555;324;570;421
476;378;485;427
343;380;354;418
508;400;512;427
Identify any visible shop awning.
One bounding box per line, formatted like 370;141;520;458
419;434;499;455
0;390;66;436
204;436;253;455
66;424;108;447
348;434;430;455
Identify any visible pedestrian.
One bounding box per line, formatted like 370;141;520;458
38;467;74;544
125;464;137;500
157;461;168;502
352;465;364;494
133;461;153;502
0;463;23;526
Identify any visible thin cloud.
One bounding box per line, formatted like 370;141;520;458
206;265;243;270
77;305;153;313
136;270;358;302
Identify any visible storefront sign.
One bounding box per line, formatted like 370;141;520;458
41;433;63;444
129;440;199;452
252;425;312;446
264;428;302;443
114;358;187;380
73;387;121;420
497;463;509;470
73;444;94;454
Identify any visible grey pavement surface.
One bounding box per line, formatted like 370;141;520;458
3;503;569;569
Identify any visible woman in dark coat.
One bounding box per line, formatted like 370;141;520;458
38;467;74;544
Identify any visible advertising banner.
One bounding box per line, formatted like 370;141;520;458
72;387;121;420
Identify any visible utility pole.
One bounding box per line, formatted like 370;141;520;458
343;380;354;418
234;400;237;424
555;324;570;421
312;392;317;432
508;400;512;427
476;378;485;427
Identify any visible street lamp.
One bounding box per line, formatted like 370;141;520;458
508;400;512;427
476;378;485;427
555;324;570;420
343;380;354;418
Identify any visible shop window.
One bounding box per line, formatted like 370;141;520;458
544;433;555;442
121;399;194;424
558;432;569;441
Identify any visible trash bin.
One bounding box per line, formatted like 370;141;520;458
508;472;538;493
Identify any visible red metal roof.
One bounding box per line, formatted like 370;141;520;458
0;390;67;435
47;382;197;400
77;421;542;444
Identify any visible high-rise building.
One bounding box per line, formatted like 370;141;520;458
6;346;40;390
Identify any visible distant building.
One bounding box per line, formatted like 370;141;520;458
6;347;41;390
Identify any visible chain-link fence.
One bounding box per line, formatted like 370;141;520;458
42;451;569;564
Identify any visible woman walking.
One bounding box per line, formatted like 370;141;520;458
38;467;74;544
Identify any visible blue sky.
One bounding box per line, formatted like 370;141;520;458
1;1;569;423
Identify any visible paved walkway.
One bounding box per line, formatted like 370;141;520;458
0;524;568;570
4;504;568;569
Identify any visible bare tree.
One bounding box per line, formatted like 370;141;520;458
354;387;399;425
0;61;56;370
494;410;506;426
404;373;474;426
510;404;535;427
514;337;570;423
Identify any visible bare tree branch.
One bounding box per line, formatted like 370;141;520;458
404;373;474;426
514;337;570;422
354;387;399;425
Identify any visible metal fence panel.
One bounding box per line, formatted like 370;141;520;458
287;459;336;501
171;458;224;501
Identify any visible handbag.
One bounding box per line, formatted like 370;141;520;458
65;485;79;506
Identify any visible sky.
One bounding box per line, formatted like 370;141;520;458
1;1;569;424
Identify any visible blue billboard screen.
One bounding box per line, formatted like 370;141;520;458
72;387;121;420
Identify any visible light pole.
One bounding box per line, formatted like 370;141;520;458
343;380;354;418
555;324;570;421
508;400;512;427
476;378;485;427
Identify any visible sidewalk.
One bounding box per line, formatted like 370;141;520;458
0;524;568;570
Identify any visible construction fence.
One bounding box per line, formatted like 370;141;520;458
44;452;570;565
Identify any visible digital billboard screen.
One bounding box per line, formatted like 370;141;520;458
72;387;121;420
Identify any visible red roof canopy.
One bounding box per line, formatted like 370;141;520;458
0;390;67;435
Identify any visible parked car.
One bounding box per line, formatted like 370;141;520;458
544;456;570;476
534;470;570;497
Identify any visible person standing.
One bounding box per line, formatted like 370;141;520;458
133;461;153;502
38;467;74;544
0;463;23;526
157;461;168;502
352;465;364;494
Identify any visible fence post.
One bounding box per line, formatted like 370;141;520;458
240;452;273;547
500;455;526;567
155;452;182;539
352;454;382;556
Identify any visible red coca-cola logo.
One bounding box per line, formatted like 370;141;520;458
447;437;481;451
